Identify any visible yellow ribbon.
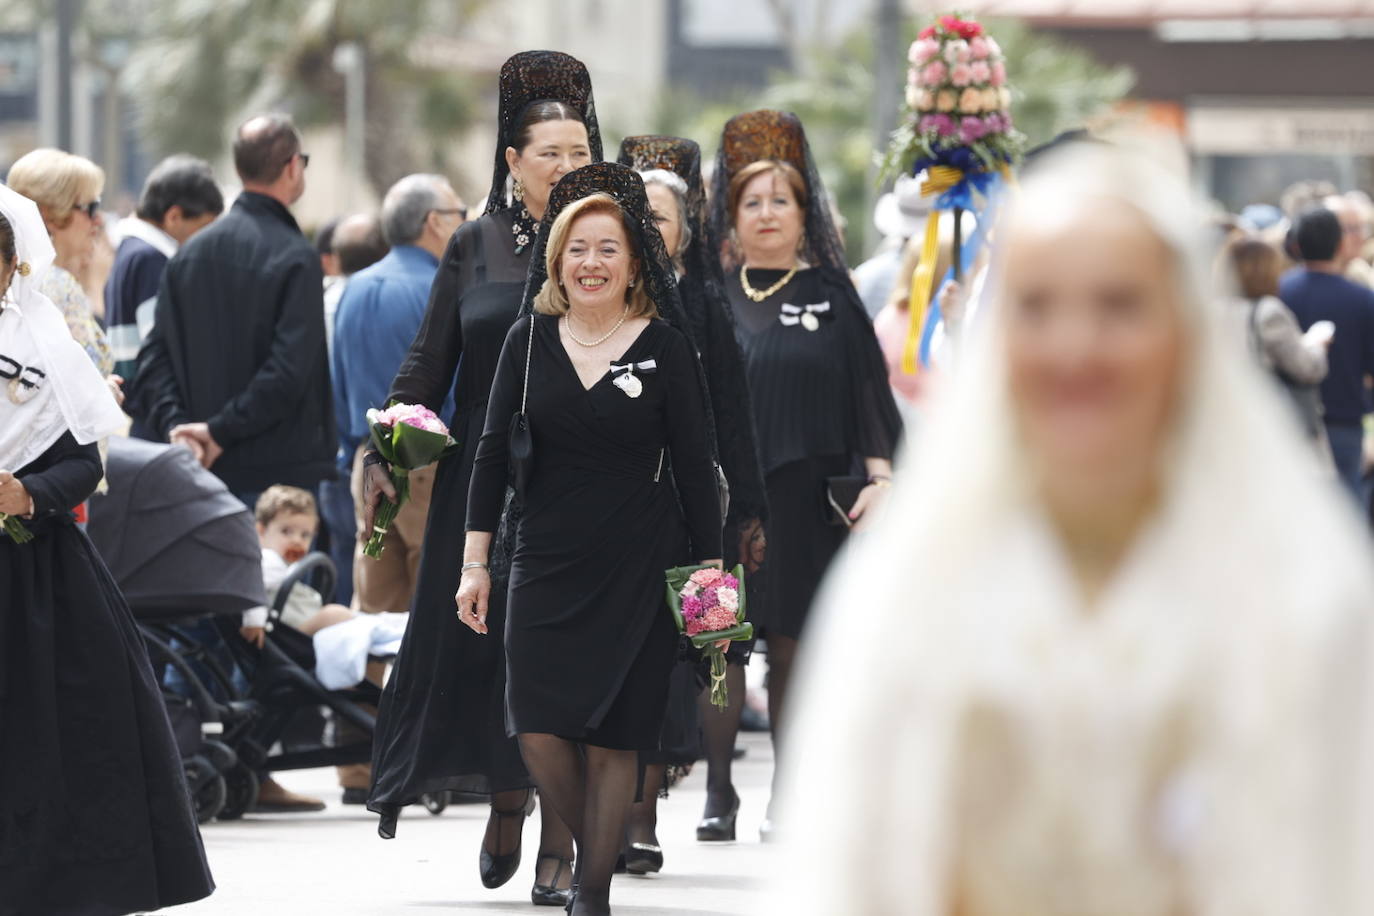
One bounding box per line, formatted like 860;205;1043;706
900;166;963;375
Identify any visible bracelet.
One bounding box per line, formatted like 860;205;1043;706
461;562;488;572
868;475;893;489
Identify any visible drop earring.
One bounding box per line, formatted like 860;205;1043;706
513;178;524;203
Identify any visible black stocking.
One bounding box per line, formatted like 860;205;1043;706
519;734;637;916
698;663;746;818
626;763;665;846
535;794;576;891
485;788;533;860
764;634;799;814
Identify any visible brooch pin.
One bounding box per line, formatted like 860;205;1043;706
609;359;658;399
779;301;831;332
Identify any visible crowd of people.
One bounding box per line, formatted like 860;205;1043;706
7;42;1374;916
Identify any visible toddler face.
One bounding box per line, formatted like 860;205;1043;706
257;510;317;565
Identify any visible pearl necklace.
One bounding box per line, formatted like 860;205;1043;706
740;264;799;303
564;305;630;348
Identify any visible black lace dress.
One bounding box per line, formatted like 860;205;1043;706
726;266;902;639
467;317;722;749
0;432;214;916
369;210;536;820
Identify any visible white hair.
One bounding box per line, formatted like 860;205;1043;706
381;173;450;246
638;168;693;256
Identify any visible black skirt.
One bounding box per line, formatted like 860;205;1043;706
0;514;215;916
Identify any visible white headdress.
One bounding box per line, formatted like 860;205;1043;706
0;183;125;471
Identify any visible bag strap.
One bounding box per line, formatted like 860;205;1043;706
520;315;534;415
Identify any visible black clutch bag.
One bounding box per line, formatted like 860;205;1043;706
509;316;535;495
823;475;867;528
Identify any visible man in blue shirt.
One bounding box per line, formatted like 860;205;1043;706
333;174;464;615
1280;206;1374;502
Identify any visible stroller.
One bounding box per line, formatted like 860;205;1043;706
88;437;383;821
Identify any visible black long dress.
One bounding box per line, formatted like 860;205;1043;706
726;266;902;639
369;211;533;817
467;316;722;749
1;433;214;916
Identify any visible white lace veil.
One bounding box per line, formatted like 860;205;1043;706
0;183;125;470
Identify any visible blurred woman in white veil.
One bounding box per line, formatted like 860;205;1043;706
777;143;1374;915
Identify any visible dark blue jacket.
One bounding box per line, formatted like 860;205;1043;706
1280;268;1374;425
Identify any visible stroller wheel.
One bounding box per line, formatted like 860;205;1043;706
217;761;260;821
184;756;227;824
421;791;449;815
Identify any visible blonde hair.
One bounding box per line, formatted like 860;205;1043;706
6;148;105;231
254;485;318;527
533;193;657;319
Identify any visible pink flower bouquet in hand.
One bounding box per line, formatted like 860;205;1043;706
363;403;456;559
665;563;752;709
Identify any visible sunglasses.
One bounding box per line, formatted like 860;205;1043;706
431;206;468;220
283;151;311;169
72;199;101;219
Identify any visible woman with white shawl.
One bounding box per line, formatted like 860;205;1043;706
0;183;214;914
777;144;1374;915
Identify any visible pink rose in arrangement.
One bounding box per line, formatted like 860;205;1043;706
682;594;706;621
689;567;724;587
959;88;983;113
959;116;987;143
909;38;940;66
943;39;970;65
949;63;973;87
716;587;739;611
968;36;991;59
920;61;948;87
990;61;1007;87
985;36;1002;56
702;606;739;632
936;90;957;113
969;60;991;84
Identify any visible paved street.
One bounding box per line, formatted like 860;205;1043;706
166;732;774;915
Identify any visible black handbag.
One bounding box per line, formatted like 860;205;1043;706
823;475;868;528
508;316;535;495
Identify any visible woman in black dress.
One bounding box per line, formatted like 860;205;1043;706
618;136;768;860
0;186;214;914
709;110;903;839
364;50;597;905
457;163;723;916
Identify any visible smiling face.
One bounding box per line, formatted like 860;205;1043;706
557;209;638;312
645;182;684;258
733;168;805;267
506;119;592;219
257;510;317;565
1003;199;1186;482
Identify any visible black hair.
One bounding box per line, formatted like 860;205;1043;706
135;154;224;224
232;113;301;185
1291;207;1343;262
509;100;585;153
0;212;14;273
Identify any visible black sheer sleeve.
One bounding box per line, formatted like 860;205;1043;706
663;327;724;560
823;270;903;461
388;223;473;413
465;316;529;534
691;276;768;525
17;432;103;516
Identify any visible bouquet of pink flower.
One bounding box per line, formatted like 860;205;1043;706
665;563;752;710
363;403;456;559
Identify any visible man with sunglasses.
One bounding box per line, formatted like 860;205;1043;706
331;175;465;651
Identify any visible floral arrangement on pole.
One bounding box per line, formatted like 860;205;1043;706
887;13;1024;375
363;403;456;560
665;564;752;709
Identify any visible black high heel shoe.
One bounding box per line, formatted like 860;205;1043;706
624;842;663;875
564;885;579;915
696;790;740;842
531;853;574;907
374;803;399;840
480;789;536;889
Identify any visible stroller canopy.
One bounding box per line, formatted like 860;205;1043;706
88;437;265;620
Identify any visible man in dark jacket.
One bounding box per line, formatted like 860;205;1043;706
132;113;335;501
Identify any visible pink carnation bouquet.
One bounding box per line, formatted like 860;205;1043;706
362;402;456;559
665;563;752;709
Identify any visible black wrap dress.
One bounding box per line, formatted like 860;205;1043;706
369;210;533;813
1;433;214;916
467;316;722;749
726;267;902;640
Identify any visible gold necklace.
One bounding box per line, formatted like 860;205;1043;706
740;264;798;303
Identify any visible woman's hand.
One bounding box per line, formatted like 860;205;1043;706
455;566;492;635
848;482;890;532
106;374;125;406
361;454;397;537
737;517;766;573
0;470;33;517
